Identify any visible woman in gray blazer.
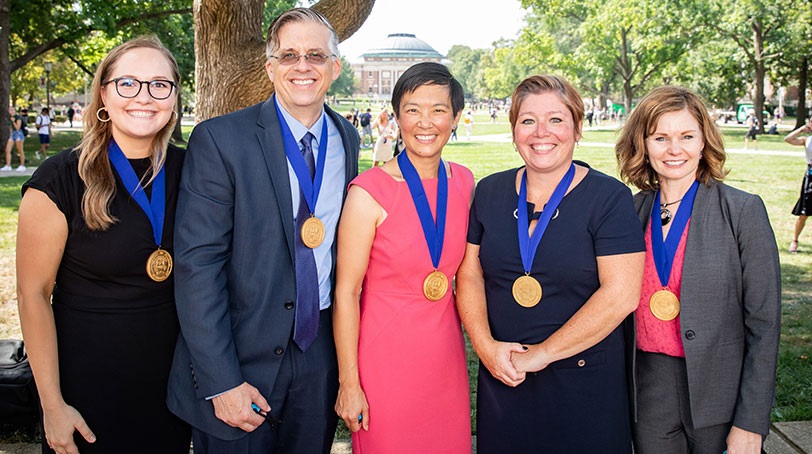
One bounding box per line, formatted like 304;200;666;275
616;86;781;454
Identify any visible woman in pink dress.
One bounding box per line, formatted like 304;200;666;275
333;62;473;453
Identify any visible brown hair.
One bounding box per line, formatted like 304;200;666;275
616;85;727;191
509;75;584;139
77;36;180;230
266;7;339;59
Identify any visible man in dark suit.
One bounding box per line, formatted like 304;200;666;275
167;8;359;453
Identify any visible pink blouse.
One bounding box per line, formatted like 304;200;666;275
636;220;691;357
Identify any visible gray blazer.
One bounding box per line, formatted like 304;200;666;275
631;181;781;436
166;98;359;440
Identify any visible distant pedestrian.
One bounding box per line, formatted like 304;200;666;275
372;109;396;166
463;110;473;139
784;118;812;253
359;108;373;147
349;107;359;128
3;106;26;171
20;108;29;137
36;108;51;159
744;110;759;150
67;106;76;128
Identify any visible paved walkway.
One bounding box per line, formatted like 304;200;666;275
0;423;809;454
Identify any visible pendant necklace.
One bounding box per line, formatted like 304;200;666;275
660;198;682;226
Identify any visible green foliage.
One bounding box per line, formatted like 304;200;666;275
476;39;536;100
328;56;356;97
518;0;702;110
447;45;489;98
669;40;747;109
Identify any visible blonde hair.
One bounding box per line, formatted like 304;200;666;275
616;86;727;191
77;36;180;230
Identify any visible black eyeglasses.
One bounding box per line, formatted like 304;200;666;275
270;51;336;66
103;77;176;100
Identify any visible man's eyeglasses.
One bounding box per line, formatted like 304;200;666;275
270;51;336;66
103;78;176;100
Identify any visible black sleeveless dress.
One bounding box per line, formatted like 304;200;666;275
22;145;191;453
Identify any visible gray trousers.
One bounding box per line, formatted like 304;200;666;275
633;351;731;454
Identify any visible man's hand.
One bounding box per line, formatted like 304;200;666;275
211;382;270;432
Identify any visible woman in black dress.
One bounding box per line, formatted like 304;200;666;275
456;75;645;452
785;118;812;253
16;36;191;453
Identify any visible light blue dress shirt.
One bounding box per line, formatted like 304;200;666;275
278;102;346;310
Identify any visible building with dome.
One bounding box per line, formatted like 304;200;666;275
350;33;445;100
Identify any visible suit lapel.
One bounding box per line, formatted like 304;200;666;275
257;98;295;260
324;106;358;192
681;182;711;303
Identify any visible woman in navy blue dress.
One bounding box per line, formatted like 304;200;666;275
456;75;645;452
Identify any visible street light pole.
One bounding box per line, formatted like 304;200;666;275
44;61;53;111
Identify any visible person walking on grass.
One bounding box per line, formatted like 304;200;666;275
36;108;52;159
785;118;812;253
744;110;759;151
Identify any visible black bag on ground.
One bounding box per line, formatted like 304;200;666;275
0;339;38;424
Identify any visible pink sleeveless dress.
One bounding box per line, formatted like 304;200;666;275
349;163;473;454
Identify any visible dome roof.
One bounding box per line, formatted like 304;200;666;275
361;33;443;59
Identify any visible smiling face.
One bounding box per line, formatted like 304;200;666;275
100;47;176;155
266;20;341;126
645;108;704;190
512;92;581;175
396;84;460;160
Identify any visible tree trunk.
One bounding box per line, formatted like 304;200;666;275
617;28;634;113
1;0;11;147
752;19;766;133
193;0;375;122
171;100;185;145
796;56;808;129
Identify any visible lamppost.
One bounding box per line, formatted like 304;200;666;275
44;61;53;111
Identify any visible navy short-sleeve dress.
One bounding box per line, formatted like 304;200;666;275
468;164;644;453
22;145;191;453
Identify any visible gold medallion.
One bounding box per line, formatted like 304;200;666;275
423;271;448;301
146;249;173;282
649;289;680;321
512;275;542;308
301;216;325;249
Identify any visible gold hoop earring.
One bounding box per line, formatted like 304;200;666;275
96;107;111;123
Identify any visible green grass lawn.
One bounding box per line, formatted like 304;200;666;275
2;118;809;443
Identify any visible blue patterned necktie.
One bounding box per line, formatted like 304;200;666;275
293;132;319;351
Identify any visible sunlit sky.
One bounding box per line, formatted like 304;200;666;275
331;0;527;60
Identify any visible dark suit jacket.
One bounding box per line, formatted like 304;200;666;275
628;181;781;436
166;98;359;440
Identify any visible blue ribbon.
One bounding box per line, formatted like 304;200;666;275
517;163;575;273
397;151;447;269
107;140;166;246
274;95;329;215
650;180;699;287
